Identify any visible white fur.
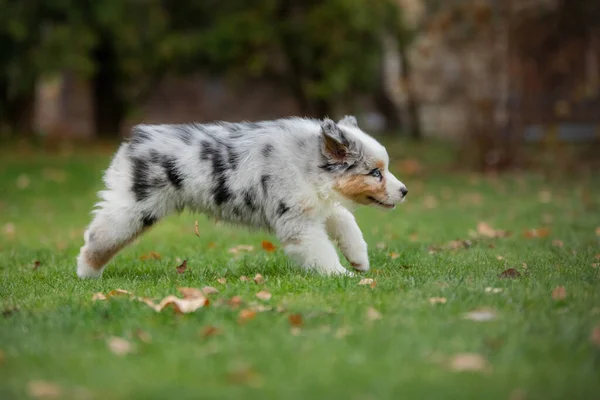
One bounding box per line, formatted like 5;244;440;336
76;117;406;278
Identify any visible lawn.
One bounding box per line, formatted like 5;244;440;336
1;139;599;400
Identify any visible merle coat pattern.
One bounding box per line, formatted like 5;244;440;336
76;116;407;277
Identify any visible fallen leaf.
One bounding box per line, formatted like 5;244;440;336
499;268;521;279
366;307;382;321
496;255;504;261
154;295;209;313
227;364;263;387
228;244;254;255
256;291;272;301
449;353;488;372
552;239;564;248
92;292;106;301
27;380;62;398
201;325;222;338
194;220;200;237
538;190;552;203
463;309;497;321
591;325;600;347
288;313;303;327
409;233;419;242
552;286;567;301
176;260;188;274
477;222;506;238
3;223;15;236
253;274;265;284
524;228;551;238
335;326;352;338
32;260;41;270
238;309;257;323
250;303;272;312
92;289;132;301
485;287;503;294
217;277;227;285
229;296;243;308
261;240;276;252
358;278;374;286
16;174;30;189
135;329;152;343
239;275;251;282
140;251;161;260
389;252;400;260
202;286;219;295
178;287;204;299
592;263;599;268
376;242;386;249
290;326;302;336
596;227;600;236
429;297;447;304
107;336;134;356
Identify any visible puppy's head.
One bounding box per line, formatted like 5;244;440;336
319;116;407;209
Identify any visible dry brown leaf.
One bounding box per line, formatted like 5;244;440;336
154;295;209;313
256;291;272;301
590;325;600;347
463;309;496;321
229;296;243;308
429;297;447;304
596;227;600;236
261;240;276;252
477;222;510;238
449;353;488;372
107;336;134;356
202;286;219;295
201;325;222;338
552;286;567;301
238;309;257;324
524;228;551;238
177;287;204;299
499;268;521;279
389;252;400;260
140;251;161;260
358;278;374;286
176;260;188;274
92;292;106;301
27;380;62;398
228;244;254;255
239;276;251;282
288;313;303;327
3;222;15;236
33;260;41;270
253;274;265;284
217;277;227;285
135;329;152;343
552;239;564;248
366;307;382;321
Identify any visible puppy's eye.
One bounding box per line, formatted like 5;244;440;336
369;168;382;179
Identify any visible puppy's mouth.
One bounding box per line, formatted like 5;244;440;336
367;196;396;209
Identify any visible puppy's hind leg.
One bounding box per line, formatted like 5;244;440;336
76;201;155;279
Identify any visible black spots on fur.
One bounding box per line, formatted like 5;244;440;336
213;176;232;205
142;213;157;228
277;201;290;217
173;125;193;145
131;157;152;201
162;156;184;189
227;146;239;170
129;127;151;149
261;175;270;195
149;149;161;164
243;189;258;212
262;144;274;158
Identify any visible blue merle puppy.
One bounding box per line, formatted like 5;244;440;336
76;116;408;278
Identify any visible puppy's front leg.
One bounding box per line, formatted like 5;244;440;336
326;206;369;272
277;223;351;276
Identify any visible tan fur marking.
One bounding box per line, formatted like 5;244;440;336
334;173;388;205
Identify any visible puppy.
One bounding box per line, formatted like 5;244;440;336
76;116;407;278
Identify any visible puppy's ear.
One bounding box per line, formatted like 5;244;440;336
320;118;349;162
338;115;358;128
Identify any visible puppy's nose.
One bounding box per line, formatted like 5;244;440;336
400;187;408;197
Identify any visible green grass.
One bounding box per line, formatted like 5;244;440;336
1;140;599;400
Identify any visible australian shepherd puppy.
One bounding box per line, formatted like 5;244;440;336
76;116;407;278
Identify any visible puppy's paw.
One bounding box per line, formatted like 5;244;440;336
349;255;370;272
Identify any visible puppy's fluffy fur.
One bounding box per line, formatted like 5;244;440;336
76;116;407;278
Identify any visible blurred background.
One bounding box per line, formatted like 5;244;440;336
1;0;599;172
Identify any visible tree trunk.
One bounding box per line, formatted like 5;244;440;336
91;36;126;138
0;81;35;136
398;42;422;140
